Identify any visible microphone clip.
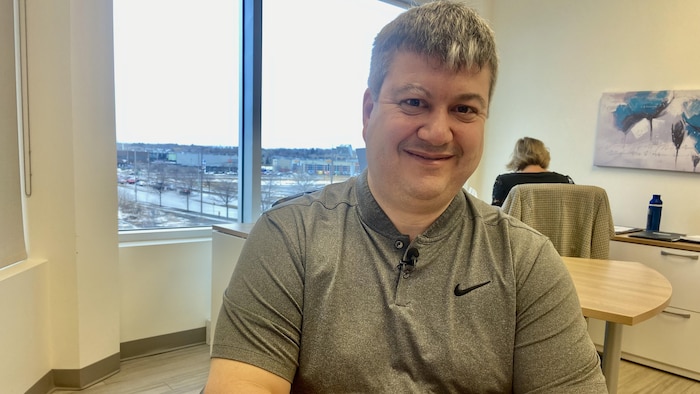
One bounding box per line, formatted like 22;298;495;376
397;247;419;278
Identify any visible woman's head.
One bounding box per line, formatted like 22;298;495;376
506;137;550;171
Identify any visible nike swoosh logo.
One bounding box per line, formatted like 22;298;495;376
454;281;491;296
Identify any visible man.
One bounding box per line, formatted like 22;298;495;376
205;1;607;392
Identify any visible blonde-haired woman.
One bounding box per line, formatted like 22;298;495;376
491;137;574;207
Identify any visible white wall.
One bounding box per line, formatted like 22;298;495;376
0;260;51;393
0;1;121;391
23;0;121;369
119;239;212;342
474;0;700;234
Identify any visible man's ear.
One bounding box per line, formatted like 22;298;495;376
362;88;374;126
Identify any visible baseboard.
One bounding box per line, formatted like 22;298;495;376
26;327;206;393
120;327;206;360
26;352;120;394
55;353;122;389
25;371;53;394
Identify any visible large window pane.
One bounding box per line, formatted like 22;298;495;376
259;0;403;209
114;0;239;230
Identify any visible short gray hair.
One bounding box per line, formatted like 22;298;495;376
368;1;498;102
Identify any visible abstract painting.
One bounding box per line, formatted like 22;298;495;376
594;90;700;173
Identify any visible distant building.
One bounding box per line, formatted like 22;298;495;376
117;143;362;176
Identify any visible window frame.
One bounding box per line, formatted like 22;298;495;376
238;0;263;223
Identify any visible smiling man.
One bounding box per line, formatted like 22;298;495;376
362;49;491;240
204;1;607;393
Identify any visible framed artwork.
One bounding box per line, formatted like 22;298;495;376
594;90;700;173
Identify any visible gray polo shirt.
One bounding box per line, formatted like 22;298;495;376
212;171;606;393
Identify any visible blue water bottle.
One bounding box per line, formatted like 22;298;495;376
646;194;663;232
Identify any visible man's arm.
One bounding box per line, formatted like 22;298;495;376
512;241;607;392
203;358;291;394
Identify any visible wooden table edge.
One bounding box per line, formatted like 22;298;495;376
562;256;673;326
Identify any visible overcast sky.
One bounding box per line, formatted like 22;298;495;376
113;0;402;149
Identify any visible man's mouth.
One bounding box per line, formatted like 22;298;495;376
406;150;452;161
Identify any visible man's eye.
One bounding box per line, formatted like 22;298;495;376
453;104;482;122
403;98;422;107
455;104;476;114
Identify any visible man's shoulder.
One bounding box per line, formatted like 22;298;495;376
264;178;359;222
466;192;547;239
466;192;512;224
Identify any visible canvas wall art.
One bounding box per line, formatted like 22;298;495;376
594;90;700;173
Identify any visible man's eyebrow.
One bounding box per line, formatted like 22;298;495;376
393;83;430;97
456;93;488;111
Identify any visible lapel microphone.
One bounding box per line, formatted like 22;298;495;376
398;247;419;278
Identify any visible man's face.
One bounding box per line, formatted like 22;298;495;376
362;50;491;211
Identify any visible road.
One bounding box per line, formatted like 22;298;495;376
117;174;345;229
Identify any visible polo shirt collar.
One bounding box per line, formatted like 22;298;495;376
354;170;467;242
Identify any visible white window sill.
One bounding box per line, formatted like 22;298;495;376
118;226;213;247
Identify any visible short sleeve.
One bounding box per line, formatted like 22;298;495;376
512;242;607;392
211;213;305;382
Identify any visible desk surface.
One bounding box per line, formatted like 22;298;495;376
562;256;672;325
613;233;700;252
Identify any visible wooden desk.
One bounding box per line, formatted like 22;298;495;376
562;256;672;394
613;232;700;252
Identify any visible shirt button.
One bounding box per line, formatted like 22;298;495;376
394;240;404;249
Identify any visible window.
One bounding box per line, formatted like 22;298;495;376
259;0;404;211
114;0;404;231
114;0;239;230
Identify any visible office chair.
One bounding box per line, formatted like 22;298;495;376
501;183;615;259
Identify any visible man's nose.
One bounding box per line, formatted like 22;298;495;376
417;110;453;146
